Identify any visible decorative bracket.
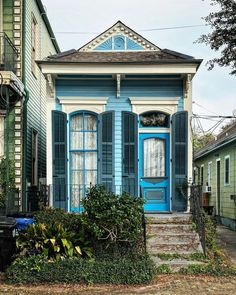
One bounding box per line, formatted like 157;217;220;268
47;74;54;98
116;74;121;98
184;74;191;99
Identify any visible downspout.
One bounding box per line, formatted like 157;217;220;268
21;0;29;211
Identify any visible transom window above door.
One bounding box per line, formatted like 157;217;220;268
140;111;170;128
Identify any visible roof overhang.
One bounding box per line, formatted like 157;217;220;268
38;60;202;76
194;135;236;160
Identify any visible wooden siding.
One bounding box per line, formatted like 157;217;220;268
195;143;236;227
56;79;116;98
56;78;184;190
121;79;183;98
24;0;57;184
106;97;131;189
3;0;13;39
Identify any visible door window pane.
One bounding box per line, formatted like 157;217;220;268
143;138;165;177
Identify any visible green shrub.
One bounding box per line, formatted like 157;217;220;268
16;223;93;260
35;207;84;232
7;255;156;285
82;186;144;249
0;158;15;209
179;261;236;276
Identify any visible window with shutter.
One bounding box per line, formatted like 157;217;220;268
99;111;114;191
52;110;67;210
172;111;188;211
122;111;138;196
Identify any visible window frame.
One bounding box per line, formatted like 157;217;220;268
69;111;98;189
31;14;37;77
200;164;204;186
142;137;166;178
32;128;38;186
208;161;212;188
224;155;230;186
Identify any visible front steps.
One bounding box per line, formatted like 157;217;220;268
146;214;205;272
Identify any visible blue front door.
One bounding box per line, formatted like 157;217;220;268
139;133;170;212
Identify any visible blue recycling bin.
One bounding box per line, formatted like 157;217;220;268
16;217;35;230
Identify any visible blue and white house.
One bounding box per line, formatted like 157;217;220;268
38;21;202;213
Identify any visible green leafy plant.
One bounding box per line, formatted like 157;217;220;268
6;255;156;284
0;158;15;208
16;222;93;261
82;186;144;248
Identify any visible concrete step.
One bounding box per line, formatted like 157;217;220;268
147;233;199;245
147;224;195;235
147;241;202;254
146;214;192;225
151;256;206;272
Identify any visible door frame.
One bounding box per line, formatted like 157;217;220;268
139;132;170;212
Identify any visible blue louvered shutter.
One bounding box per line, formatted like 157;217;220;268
172;111;188;211
52;110;67;210
99;111;114;191
122;111;138;196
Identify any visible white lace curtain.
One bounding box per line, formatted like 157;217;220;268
70;113;97;208
144;138;165;177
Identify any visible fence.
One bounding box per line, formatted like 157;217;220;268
190;185;206;255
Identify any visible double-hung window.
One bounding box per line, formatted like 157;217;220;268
224;155;230;185
208;162;212;189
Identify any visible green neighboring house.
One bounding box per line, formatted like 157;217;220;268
0;0;59;211
194;122;236;230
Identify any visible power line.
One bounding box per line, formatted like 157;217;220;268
53;24;208;35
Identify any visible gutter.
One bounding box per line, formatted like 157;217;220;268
21;0;28;212
194;136;236;160
35;0;60;53
37;59;203;66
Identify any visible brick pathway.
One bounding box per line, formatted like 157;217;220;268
0;275;236;295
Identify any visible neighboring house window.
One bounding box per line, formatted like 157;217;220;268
208;162;212;188
224;155;230;185
31;16;37;75
200;165;204;186
70;112;97;208
32;129;38;185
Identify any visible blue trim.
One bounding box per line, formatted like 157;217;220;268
69;111;98;212
139;133;170;212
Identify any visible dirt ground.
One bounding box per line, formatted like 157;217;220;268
0;275;236;295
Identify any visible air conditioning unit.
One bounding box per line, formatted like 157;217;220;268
205;186;212;193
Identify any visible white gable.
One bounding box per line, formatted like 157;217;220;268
79;21;160;52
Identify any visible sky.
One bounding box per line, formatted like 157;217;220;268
42;0;236;133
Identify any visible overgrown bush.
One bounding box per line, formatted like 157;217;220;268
7;254;156;284
16;222;93;260
83;186;144;251
0;158;15;209
35;208;84;232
